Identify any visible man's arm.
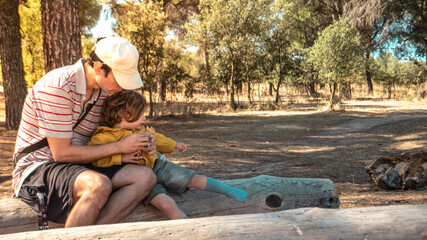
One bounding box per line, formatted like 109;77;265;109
47;133;156;164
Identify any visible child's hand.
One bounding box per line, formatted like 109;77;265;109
122;152;142;164
175;142;187;152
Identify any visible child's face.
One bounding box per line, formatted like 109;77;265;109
116;112;146;130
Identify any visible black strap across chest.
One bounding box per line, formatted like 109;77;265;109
13;90;102;167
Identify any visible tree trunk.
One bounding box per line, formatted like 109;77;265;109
329;82;337;110
308;82;318;97
148;87;154;117
0;0;28;130
229;63;237;110
246;64;251;104
203;44;211;79
0;175;339;234
2;204;426;240
157;79;166;101
387;84;392;99
274;77;282;103
41;0;82;72
365;51;374;94
340;81;352;100
247;79;252;104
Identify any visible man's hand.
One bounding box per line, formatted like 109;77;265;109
175;142;187;152
117;132;155;154
121;152;143;164
46;132;157;164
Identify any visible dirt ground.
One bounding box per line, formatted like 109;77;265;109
0;98;426;209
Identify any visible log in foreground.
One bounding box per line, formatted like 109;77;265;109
2;204;427;240
0;175;339;234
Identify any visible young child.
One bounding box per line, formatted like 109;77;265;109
89;90;247;219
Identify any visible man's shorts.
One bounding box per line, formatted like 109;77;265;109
143;158;195;205
18;162;125;223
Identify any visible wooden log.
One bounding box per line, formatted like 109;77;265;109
2;204;427;240
0;175;339;234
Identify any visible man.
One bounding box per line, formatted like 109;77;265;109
12;37;156;227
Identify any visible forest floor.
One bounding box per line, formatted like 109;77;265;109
0;94;426;209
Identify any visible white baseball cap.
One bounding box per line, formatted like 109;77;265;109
94;37;143;89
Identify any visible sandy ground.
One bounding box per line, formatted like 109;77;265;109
0;98;426;209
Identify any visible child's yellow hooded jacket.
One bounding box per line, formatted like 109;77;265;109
89;126;176;168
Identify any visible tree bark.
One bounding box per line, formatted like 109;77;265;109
0;175;339;234
0;0;28;130
365;51;374;94
229;63;237;110
340;81;352;100
2;204;426;240
274;77;282;103
308;82;318;97
328;82;337;110
41;0;82;72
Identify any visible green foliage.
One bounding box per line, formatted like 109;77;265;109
159;40;193;98
81;35;95;59
111;0;166;92
372;52;401;98
19;0;44;87
19;0;102;86
374;52;426;87
79;0;103;37
308;19;365;86
187;0;273;107
15;0;425;108
383;0;427;58
399;60;427;85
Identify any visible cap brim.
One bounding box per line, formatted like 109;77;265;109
112;69;143;90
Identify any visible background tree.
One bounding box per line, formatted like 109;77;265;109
372;52;401;98
0;0;28;130
279;0;332;98
158;40;192;102
111;0;166;117
41;0;82;72
383;0;426;58
20;0;44;87
308;19;364;109
20;0;102;85
262;0;299;103
79;0;103;37
399;60;426;87
162;0;200;37
344;0;389;94
192;0;272;110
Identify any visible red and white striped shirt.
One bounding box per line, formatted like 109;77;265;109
12;59;107;196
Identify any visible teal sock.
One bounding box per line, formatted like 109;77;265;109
205;177;247;202
184;216;189;219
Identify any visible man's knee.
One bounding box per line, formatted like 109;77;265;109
88;173;112;198
74;171;112;202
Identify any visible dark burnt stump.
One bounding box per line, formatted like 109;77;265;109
365;151;427;190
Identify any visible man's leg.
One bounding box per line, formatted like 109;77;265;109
95;164;156;224
65;170;112;227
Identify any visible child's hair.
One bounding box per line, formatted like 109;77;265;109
100;90;148;127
